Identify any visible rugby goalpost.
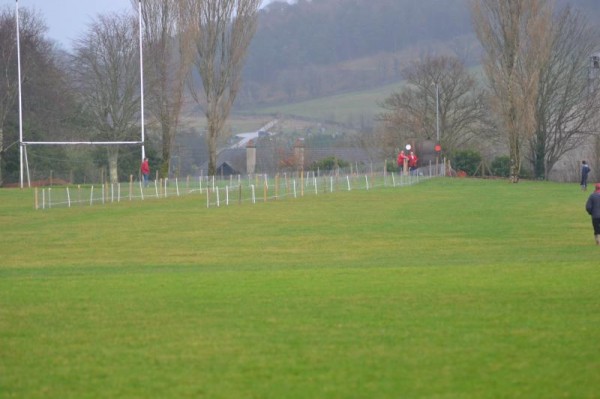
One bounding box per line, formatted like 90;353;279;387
15;0;147;188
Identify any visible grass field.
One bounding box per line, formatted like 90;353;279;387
1;178;599;398
252;82;403;125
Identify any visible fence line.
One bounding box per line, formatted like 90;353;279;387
34;163;447;210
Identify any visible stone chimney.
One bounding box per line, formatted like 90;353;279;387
246;139;256;175
294;138;305;171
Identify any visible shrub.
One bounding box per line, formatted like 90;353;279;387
490;156;510;177
386;160;400;173
452;150;482;176
309;156;350;172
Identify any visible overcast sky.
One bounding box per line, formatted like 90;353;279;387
1;0;279;48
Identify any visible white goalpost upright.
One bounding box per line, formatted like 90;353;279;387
15;0;24;188
15;0;147;188
138;0;146;161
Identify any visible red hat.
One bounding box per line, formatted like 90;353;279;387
596;183;600;191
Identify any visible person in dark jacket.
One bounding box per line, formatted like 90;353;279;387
585;183;600;245
581;160;591;191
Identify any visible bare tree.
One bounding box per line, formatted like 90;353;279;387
133;0;193;178
70;12;141;183
529;7;600;179
471;0;554;182
0;6;48;185
180;0;261;176
377;55;488;157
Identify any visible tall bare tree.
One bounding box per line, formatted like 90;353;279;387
133;0;193;178
377;55;488;157
529;7;600;179
0;6;48;185
71;12;141;183
471;0;554;182
180;0;261;176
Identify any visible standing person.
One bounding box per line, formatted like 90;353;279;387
140;157;150;187
397;150;407;173
585;183;600;245
408;151;419;174
581;160;591;191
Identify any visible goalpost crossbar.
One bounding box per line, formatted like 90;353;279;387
22;141;144;146
15;0;146;188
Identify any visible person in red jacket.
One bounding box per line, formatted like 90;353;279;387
397;150;408;173
408;151;419;174
140;157;150;187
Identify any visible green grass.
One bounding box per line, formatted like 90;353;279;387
244;66;482;125
251;82;404;124
1;178;599;398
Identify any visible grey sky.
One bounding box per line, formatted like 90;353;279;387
2;0;278;48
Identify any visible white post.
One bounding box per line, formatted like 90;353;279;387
90;186;94;206
314;176;318;195
138;0;146;160
293;180;297;198
175;178;180;196
48;188;52;208
42;189;45;209
67;187;71;208
226;185;229;206
118;183;121;202
164;178;168;198
365;175;369;190
23;144;30;187
216;187;220;207
251;185;256;204
392;172;396;187
154;180;159;198
346;176;351;191
330;176;333;193
16;0;26;188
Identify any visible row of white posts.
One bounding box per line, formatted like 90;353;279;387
34;160;447;210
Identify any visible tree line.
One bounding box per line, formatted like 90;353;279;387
0;0;260;186
1;0;599;185
377;0;600;181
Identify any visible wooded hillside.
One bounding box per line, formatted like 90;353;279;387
238;0;599;107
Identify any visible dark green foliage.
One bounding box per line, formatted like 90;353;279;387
309;156;349;172
452;150;482;176
386;161;400;173
490;156;510;178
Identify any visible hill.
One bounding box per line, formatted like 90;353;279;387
238;0;600;108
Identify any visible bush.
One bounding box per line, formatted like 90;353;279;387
490;156;510;177
386;160;400;173
309;156;349;172
452;150;482;176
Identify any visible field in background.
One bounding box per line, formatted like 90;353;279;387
180;80;404;140
240;66;482;127
1;178;599;398
248;81;404;126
